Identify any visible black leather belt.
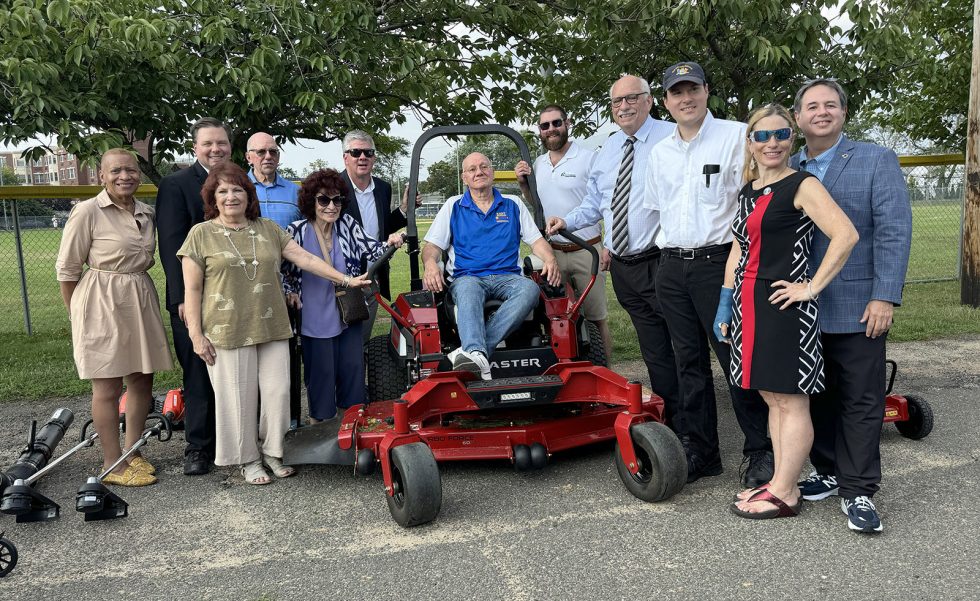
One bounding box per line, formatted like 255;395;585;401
662;243;732;260
611;246;661;266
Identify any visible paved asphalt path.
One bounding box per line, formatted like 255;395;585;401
0;337;977;600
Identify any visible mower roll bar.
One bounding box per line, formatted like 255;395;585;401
404;124;545;291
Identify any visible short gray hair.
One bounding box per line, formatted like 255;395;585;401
609;74;652;99
343;130;375;151
793;78;848;113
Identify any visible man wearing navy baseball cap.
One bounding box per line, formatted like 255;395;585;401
642;61;774;486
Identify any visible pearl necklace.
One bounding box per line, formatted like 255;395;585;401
217;218;259;281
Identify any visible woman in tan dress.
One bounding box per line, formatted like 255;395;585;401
178;163;373;485
55;149;173;486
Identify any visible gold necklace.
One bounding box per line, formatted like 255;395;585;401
217;218;259;280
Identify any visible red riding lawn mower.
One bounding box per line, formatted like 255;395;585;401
284;125;687;527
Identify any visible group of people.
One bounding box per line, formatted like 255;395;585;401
55;62;912;534
535;65;909;533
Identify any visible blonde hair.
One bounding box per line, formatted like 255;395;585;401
742;104;795;184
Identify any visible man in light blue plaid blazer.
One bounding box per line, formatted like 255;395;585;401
791;79;912;534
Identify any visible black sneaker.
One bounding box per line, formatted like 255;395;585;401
841;495;883;533
798;471;839;501
183;450;212;476
740;450;774;488
686;453;723;483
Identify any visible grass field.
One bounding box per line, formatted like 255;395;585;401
0;200;976;401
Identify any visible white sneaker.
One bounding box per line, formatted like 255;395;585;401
470;351;492;380
449;348;481;376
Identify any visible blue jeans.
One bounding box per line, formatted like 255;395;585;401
449;274;539;357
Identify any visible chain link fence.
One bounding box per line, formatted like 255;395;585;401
0;158;966;334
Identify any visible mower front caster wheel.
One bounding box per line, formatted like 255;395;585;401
615;421;687;502
0;532;17;578
386;443;442;527
896;395;934;440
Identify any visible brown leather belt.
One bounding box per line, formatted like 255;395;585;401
550;235;601;253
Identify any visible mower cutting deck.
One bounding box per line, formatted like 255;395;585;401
284;124;687;527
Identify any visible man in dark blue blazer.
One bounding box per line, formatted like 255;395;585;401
791;79;912;533
339;130;409;344
156;117;232;476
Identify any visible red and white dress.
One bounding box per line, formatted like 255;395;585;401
730;170;824;394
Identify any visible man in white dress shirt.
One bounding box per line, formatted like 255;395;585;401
546;75;679;419
643;62;773;485
514;104;612;360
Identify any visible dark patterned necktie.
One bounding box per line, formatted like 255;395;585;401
610;136;636;255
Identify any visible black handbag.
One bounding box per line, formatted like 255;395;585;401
335;287;369;325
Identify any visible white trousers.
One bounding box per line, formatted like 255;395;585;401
207;340;290;466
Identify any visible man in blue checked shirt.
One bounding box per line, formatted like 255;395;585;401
246;131;302;428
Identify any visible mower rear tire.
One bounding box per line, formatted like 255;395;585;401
615;421;687;502
386;443;442;527
0;533;17;578
367;334;409;402
581;321;607;367
896;395;934;440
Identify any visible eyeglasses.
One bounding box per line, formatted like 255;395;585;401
249;148;280;157
611;92;649;107
344;148;376;158
538;118;564;131
750;128;793;143
315;194;345;207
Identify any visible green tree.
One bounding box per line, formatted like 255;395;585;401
277;166;300;181
420;132;536;197
0;0;531;183
304;159;330;177
1;166;24;185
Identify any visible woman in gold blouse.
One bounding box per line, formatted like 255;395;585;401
178;163;372;485
55;149;173;487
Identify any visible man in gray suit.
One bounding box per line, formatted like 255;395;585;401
791;79;912;533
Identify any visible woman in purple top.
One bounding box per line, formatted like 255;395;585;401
283;169;404;423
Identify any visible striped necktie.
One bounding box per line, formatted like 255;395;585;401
610;136;636;255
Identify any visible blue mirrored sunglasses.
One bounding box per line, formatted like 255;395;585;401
750;128;793;143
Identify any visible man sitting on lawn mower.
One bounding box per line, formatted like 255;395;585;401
422;152;562;380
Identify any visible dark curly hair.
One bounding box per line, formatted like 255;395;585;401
298;168;348;220
201;162;261;221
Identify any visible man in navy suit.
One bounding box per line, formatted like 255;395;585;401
792;79;912;533
156;117;231;475
339;130;409;344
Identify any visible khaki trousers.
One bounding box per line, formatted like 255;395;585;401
207;340;290;466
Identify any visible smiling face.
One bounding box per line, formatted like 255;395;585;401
749;115;795;171
193;126;231;170
610;76;653;136
461;152;494;194
314;186;344;226
664;81;709;131
794;84;846;144
213;179;249;222
99;153;141;200
538;109;569;152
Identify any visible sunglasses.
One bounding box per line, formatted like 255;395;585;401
249;148;280;157
344;148;376;158
315;194;345;207
539;118;564;131
750;128;793;143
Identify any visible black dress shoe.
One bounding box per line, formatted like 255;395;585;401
686;453;723;483
183;450;212;476
741;450;774;487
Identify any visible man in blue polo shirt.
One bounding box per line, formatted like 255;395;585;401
246;132;300;228
423;152;561;380
245;131;302;428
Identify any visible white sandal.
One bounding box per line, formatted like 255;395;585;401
241;460;272;485
264;455;296;478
